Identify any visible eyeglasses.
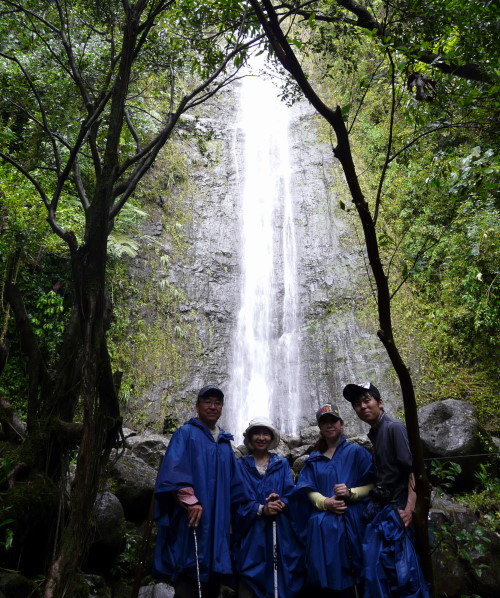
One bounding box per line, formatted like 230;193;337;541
199;398;223;408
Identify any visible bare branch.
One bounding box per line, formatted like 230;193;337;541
373;49;396;225
390;235;445;301
110;33;261;220
73;158;91;210
124;108;142;153
388;121;484;165
54;0;93;108
137;0;177;35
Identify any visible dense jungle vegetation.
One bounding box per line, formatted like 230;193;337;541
0;1;498;596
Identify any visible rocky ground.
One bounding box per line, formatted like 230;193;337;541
1;399;498;597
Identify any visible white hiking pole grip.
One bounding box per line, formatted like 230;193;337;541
273;519;278;598
193;527;202;598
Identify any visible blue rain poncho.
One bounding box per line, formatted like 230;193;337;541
363;505;430;598
292;437;375;591
153;418;247;584
233;453;305;598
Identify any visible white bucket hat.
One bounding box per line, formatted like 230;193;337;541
243;416;281;450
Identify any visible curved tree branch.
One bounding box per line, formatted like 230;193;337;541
279;0;491;82
374;49;396;225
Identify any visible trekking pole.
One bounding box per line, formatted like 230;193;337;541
272;519;278;598
193;527;203;598
342;514;360;598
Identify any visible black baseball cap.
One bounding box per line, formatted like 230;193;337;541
343;382;381;403
316;404;342;424
197;385;224;403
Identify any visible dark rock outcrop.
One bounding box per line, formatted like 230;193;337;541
84;492;126;573
138;583;174;597
125;431;170;470
418;399;488;490
108;453;157;522
299;426;320;446
430;493;500;597
0;572;37;598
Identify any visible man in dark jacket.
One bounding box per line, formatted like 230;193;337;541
153;385;247;598
343;382;429;598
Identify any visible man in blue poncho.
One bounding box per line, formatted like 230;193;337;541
343;382;429;598
153;385;247;598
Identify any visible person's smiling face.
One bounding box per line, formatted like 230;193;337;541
352;393;383;426
248;427;273;452
319;415;343;442
196;395;223;428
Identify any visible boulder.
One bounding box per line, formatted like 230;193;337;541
292;453;310;475
290;444;313;460
121;427;138;440
125;431;169;469
274;439;291;459
233;445;245;459
346;435;372;452
418;399;485;490
84;492;126;573
235;444;249;457
299;426;319;446
138;583;175;597
108;454;157;522
282;434;302;449
419;400;481;456
0;572;36;598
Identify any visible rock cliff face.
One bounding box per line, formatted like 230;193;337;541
124;78;400;438
286;98;396;435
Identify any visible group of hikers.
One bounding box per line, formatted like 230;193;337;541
153;382;430;598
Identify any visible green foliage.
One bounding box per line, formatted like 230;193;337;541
429;458;496;578
461;463;500;533
108;529;141;580
295;0;500;429
107;140;203;430
430;459;462;494
0;0;247;429
108;202;149;259
29;291;66;359
436;519;491;578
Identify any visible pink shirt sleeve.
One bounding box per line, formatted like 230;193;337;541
176;486;199;506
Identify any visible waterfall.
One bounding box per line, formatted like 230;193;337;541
227;70;302;442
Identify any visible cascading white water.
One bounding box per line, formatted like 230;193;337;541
275;146;301;434
227;69;302;442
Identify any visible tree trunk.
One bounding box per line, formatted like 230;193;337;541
248;0;435;592
43;197;122;596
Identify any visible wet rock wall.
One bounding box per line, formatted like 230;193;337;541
124;81;401;437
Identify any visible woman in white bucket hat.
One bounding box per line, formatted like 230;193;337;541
233;416;304;598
